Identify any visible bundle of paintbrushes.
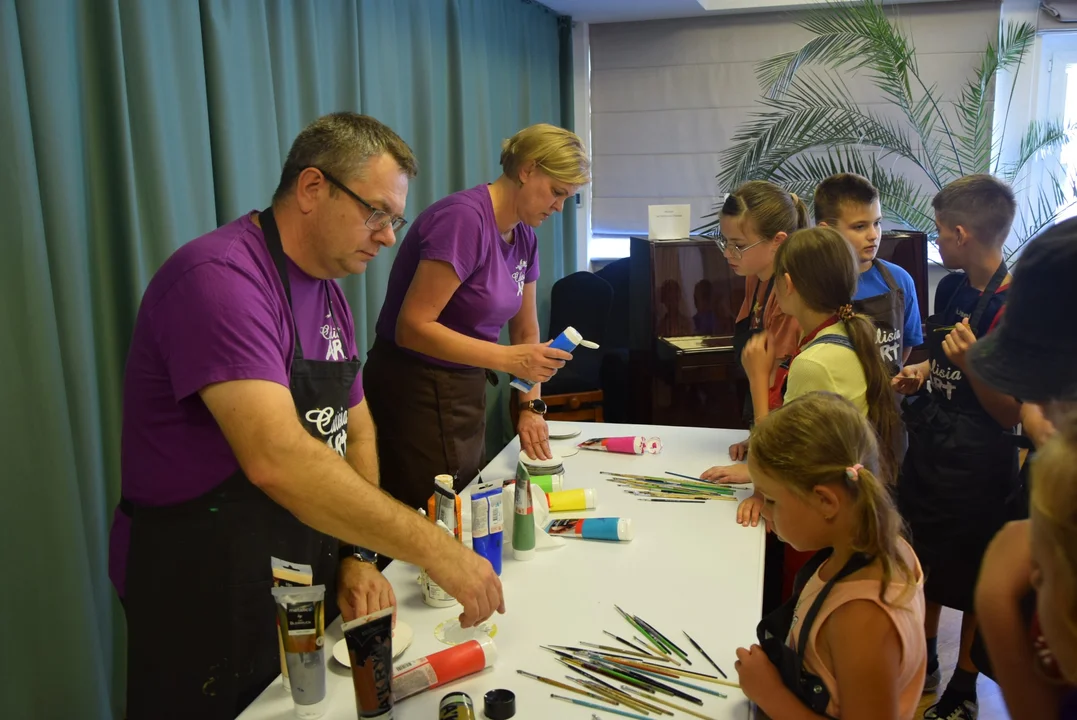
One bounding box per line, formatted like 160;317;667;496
518;606;740;719
601;471;739;503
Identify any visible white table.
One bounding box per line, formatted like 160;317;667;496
240;421;762;720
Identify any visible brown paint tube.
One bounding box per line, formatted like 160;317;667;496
342;606;395;719
272;557;314;691
271;584;327;718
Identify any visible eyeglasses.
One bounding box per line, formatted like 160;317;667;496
317;168;408;233
714;234;767;260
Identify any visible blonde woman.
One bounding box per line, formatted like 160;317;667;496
366;124;591;512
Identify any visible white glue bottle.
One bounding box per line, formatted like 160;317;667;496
509;326;599;393
418;521;457;607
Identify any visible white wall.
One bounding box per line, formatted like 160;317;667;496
588;0;1003;236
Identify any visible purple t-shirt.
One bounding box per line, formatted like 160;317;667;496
375;184;540;367
108;212;363;597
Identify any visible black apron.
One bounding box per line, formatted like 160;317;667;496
733;275;775;425
122;208;360;719
898;262;1020;610
757;549;875;718
851;260;906;377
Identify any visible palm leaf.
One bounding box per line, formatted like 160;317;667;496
719;72;939;190
992;21;1038;173
1000;120;1071;185
767;149;935;232
955;22;1037;175
1010;172;1077;257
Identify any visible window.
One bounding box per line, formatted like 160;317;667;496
1035;32;1077;224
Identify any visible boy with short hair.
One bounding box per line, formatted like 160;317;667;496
894;174;1024;720
815;173;924;372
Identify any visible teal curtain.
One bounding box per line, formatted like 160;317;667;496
0;1;575;717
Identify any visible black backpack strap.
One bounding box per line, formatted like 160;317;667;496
795;553;876;665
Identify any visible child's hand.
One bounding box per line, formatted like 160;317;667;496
735;644;785;703
701;463;751;484
942;318;977;371
729;439;749;461
742;332;775;384
892;364;925;395
737;491;768;529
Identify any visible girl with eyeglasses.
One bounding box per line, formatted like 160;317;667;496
701;180;808;486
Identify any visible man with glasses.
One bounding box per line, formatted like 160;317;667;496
110;112;505;719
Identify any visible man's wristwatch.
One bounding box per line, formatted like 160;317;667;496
339;545;378;566
519;398;548;416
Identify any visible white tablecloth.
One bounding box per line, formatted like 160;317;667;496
239;421;761;720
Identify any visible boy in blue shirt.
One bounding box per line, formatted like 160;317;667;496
895;174;1023;720
815;173;924;373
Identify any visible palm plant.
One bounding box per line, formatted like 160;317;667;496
704;0;1074;257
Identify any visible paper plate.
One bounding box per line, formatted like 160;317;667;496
555;445;579;457
548;422;581;440
332;621;413;668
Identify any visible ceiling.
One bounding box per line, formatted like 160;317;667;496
538;0;960;24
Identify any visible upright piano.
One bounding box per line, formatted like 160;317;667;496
621;232;930;428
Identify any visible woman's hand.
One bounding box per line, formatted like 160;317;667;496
517;410;551;461
729;439;749;461
506;341;572;384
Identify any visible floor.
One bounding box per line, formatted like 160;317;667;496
917;607;1009;719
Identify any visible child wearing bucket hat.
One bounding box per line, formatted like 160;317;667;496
970;218;1077;720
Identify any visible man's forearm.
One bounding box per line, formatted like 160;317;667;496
258;431;445;568
347;403;380;487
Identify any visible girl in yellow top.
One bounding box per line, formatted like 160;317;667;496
737;227;902;528
735;392;926;720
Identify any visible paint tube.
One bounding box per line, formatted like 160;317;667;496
428;474;462;542
577;436;663;454
512;461;535;560
271;584;327;718
470;482;503;575
342;606;395;720
502;474;563;494
546;488;597;512
510;326;598;393
392;637;497;702
545;517;634;542
419;520;458;608
272;558;314;691
438;693;477;720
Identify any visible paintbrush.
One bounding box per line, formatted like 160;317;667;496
623;666;728;698
683;631;727;678
602;630;668;661
620;684;718;720
557;654;661;694
633;635;679;664
632;614;691;664
516;670;613;704
614;606;669;656
580;642;665;660
571;678;666;716
665;471;714;483
550;694;651;720
639;498;707;504
576;654;704;705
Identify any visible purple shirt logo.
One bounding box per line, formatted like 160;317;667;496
512;259;529;297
